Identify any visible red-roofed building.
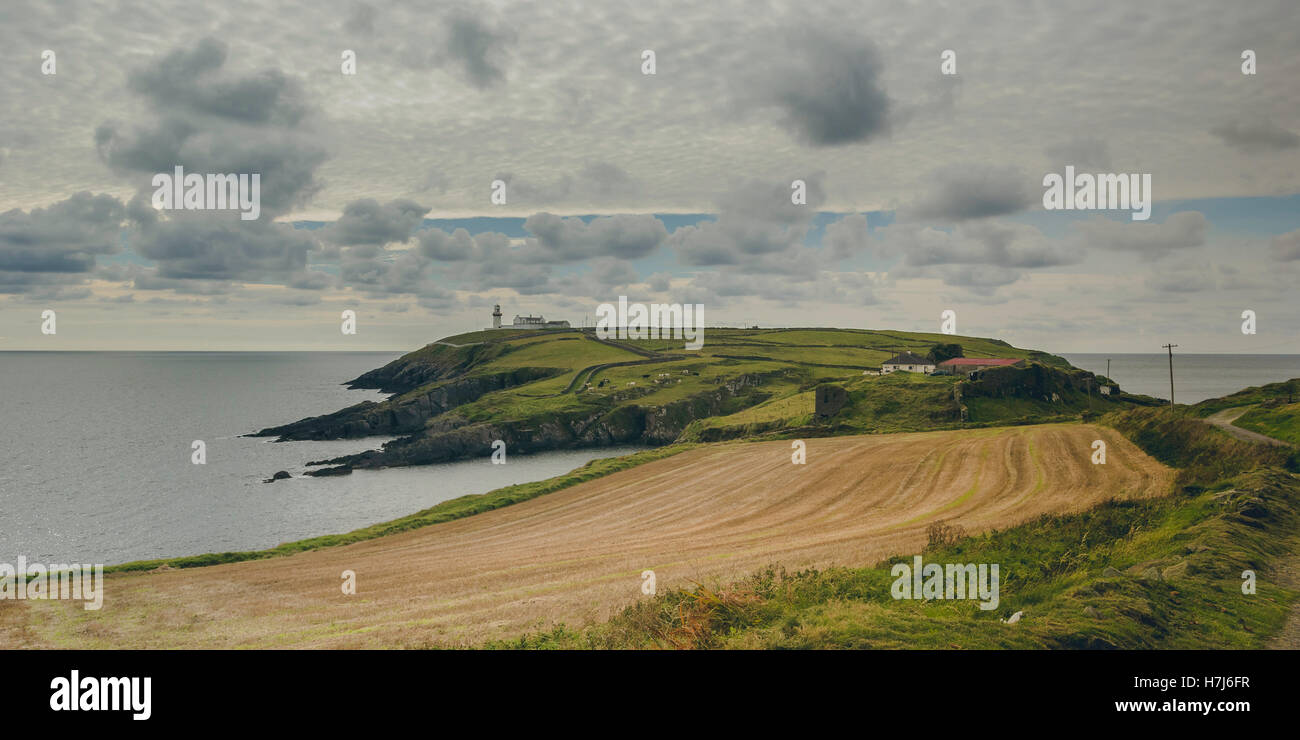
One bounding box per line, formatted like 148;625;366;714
936;357;1025;376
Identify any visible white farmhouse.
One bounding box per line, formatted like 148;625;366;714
881;352;936;374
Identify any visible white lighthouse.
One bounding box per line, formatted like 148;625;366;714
491;304;502;329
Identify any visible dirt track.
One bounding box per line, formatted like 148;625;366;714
3;423;1173;648
1203;407;1290;446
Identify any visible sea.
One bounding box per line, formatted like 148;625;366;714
1062;353;1300;405
0;351;646;565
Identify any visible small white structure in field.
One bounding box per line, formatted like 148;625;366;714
881;352;935;374
1099;385;1112;396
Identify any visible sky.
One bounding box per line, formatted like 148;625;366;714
0;0;1297;353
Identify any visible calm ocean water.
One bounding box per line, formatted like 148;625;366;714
1062;353;1300;405
0;352;645;565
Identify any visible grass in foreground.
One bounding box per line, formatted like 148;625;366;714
488;408;1300;649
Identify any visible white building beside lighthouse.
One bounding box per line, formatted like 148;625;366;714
488;305;570;330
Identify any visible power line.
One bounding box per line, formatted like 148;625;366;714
1162;344;1178;408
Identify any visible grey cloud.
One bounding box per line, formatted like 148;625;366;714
403;9;513;89
743;28;891;146
1211;120;1300;154
340;249;431;296
268;291;323;306
96;38;327;218
416;227;510;262
550;258;640;298
961;221;1079;268
126;38;309;127
877;220;1076;270
0;270;93;298
455;259;552;294
340;219;561;297
906;165;1035;222
492;162;640;207
415;228;476;262
936;265;1021;296
1044;138;1112;170
646;272;673;292
417;167;451;194
491;171;558;205
824;213;870;260
97;121;328;218
1270;228;1300;261
1073;211;1208;259
344;2;376;34
123;266;237;296
1145;269;1215;293
684;270;878;306
319;198;429;246
579;162;640;198
445;11;513;89
671;177;825;269
523;213;668;262
416;284;458;311
0;193;127;275
287;269;334;290
588;258;639;290
131;213;317;283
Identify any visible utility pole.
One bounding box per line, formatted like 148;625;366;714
1106;358;1111;382
1162;344;1178;408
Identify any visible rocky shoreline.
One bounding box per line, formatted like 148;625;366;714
296;373;773;476
249;334;780;478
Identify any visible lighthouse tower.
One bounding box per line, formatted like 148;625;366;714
491;304;503;329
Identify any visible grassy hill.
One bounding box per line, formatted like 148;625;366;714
491;405;1300;650
1191;377;1300;417
1237;402;1300;445
1187;377;1300;445
252;327;1153;475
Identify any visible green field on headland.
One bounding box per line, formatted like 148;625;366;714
252;327;1156;474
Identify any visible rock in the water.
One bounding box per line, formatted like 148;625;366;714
264;470;292;483
306;465;353;477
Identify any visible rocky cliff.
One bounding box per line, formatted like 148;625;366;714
303;373;774;475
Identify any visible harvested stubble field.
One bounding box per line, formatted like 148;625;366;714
3;423;1173;648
